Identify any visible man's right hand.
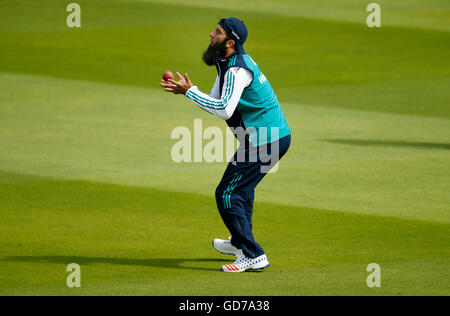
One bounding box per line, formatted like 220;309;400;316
160;72;194;95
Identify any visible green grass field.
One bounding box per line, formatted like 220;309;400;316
0;0;449;295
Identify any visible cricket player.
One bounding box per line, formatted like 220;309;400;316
160;17;291;272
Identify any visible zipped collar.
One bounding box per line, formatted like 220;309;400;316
214;51;240;65
215;51;241;78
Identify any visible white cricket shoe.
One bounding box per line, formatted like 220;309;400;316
221;253;270;273
212;237;240;256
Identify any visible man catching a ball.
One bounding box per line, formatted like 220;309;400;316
160;17;291;272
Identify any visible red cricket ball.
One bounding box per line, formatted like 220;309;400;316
162;71;174;81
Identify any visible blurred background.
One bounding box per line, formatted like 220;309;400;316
0;0;449;295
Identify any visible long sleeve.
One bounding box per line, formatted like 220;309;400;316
185;67;253;120
209;75;221;99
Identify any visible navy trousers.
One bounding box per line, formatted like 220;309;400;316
215;135;291;259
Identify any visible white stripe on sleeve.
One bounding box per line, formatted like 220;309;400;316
185;67;252;120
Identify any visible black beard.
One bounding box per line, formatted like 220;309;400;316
202;40;227;66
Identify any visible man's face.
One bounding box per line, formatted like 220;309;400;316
209;24;227;46
202;24;229;66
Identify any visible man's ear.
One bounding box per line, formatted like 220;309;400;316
226;39;236;49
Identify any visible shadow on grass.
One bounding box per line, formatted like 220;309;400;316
321;139;450;150
3;256;232;272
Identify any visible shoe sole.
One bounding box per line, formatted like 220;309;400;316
250;263;270;271
221;263;270;273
